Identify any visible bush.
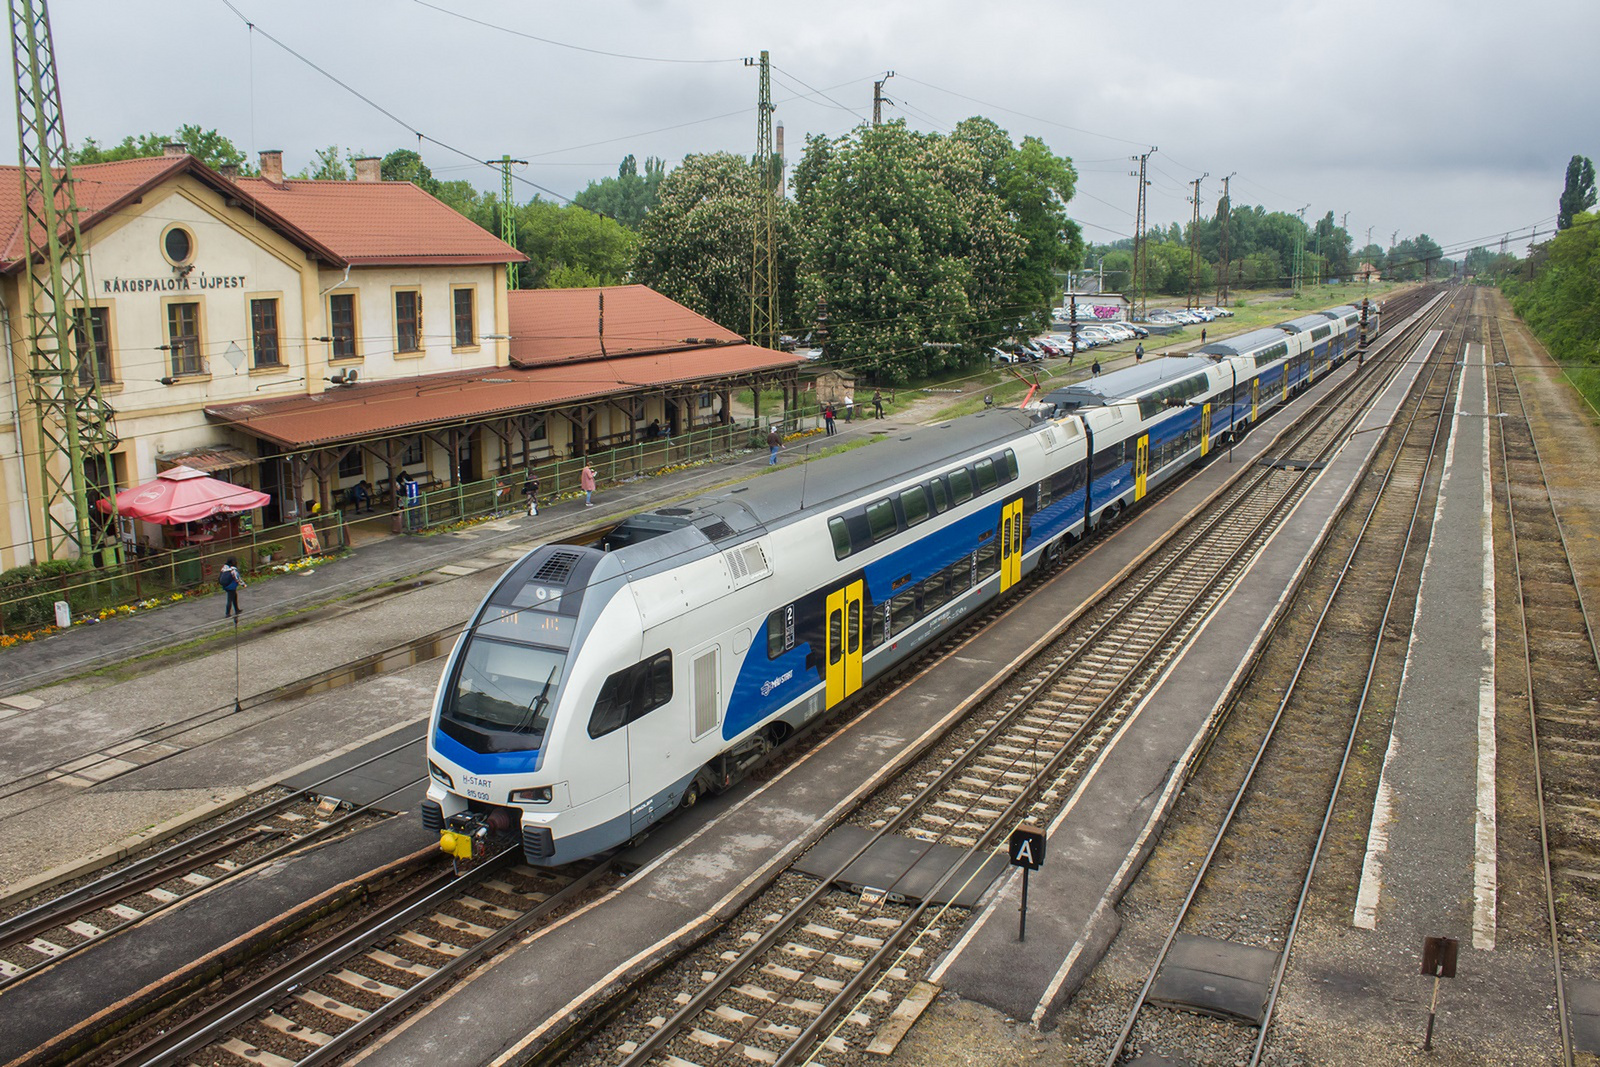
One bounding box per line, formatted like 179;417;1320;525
0;557;97;629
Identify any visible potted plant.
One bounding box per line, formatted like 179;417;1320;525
257;543;284;566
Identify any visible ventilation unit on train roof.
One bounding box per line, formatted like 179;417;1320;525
531;549;584;586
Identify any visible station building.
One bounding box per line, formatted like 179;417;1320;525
0;148;804;569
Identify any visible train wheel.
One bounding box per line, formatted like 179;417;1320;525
680;780;702;810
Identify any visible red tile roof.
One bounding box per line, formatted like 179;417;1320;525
235;176;524;266
205;343;805;449
0;155;521;273
507;284;743;367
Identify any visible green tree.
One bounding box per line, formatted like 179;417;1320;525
516;199;638;288
70;125;252;172
380;148;439;193
299;145;365;181
572;155;666;230
1504;210;1600;375
634;152;779;334
793;121;1025;384
1558;155;1597;231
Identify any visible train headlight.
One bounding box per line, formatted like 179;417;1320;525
428;760;454;789
509;786;552;804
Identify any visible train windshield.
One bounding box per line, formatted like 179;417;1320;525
444;637;565;743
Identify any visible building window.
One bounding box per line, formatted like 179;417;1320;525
251;299;281;367
166;302;203;376
402;435;424;465
329;293;358;360
395;290;421;354
161;224;194;266
73;306;112;386
338;448;364;479
452;288;475;348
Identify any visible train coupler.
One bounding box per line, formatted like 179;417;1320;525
439;811;491;865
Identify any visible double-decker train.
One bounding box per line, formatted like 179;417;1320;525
424;303;1370;866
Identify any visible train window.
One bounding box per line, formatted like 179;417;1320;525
974;458;998;493
976;541;1000;580
586;651;674;739
1037;477;1052;510
1311;325;1331;342
921;572;951;614
889;589;917;634
847;600;861;654
1003;449;1019;481
766;605;795;660
901;486;930;527
828;609;843;664
949;467;973;505
829;516;852;560
929;479;949;513
866;499;898;543
948;556;973;596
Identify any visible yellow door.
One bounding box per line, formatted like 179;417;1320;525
1281;366;1289;401
824;580;864;709
999;499;1024;591
1308;349;1316;385
1253;378;1261;420
1201;403;1212;458
1135;434;1149;500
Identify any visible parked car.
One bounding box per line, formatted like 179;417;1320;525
1033;338;1066;358
990;346;1018;364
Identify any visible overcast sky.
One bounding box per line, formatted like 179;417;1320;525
21;0;1599;261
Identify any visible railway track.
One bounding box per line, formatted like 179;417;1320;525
0;740;422;990
553;291;1450;1067
101;852;612;1067
1486;306;1600;1067
1099;293;1469;1065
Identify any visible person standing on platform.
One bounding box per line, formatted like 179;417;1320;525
220;557;244;619
872;390;885;418
523;469;540;516
823;403;836;435
1092;358;1102;377
768;426;782;464
1135;342;1144;363
844;394;854;421
580;464;597;507
1201;327;1207;344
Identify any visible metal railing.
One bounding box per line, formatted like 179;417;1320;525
0;513;348;634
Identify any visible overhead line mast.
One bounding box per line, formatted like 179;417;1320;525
746;50;777;351
9;0;119;561
492;155;527;290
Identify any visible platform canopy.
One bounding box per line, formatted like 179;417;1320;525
98;465;270;525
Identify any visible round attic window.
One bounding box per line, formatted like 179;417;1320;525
162;225;194;266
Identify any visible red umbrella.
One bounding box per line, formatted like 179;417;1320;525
98;465;271;525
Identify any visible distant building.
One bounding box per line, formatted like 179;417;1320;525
1356;262;1381;283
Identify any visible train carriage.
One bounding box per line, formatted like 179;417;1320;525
425;303;1363;867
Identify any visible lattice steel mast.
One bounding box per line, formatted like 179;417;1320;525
9;0;117;561
492;155;525;290
745;50;777;350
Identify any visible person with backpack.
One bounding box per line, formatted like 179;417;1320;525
219;557;244;619
523;469;540;516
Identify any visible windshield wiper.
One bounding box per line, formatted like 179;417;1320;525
515;666;558;733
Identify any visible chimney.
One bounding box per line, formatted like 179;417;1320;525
353;156;382;183
163;142;187;158
219;163;239;180
259;149;284;186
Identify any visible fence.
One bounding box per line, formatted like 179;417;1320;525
406;411;815;532
0;512;349;635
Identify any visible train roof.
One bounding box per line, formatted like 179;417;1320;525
606;406;1042;545
1194;327;1290;357
1319;304;1359;319
1039;355;1214;411
1275;313;1334;334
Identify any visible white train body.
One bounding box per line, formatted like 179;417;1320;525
423;305;1364;865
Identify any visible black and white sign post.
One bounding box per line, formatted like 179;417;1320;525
1419;935;1458;1051
1008;825;1046;942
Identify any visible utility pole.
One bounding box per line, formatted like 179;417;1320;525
9;0;119;562
872;70;894;125
1216;173;1234;306
1130;147;1156;321
745;50;778;351
1187;172;1207;309
1292;204;1309;295
491;155;527;290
